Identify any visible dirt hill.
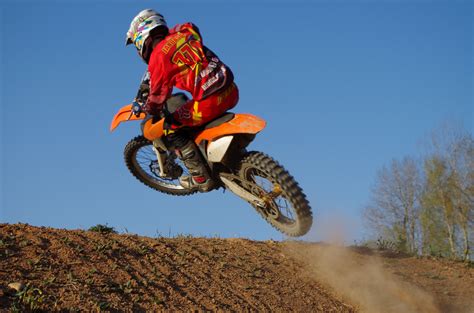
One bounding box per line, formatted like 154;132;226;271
1;224;473;312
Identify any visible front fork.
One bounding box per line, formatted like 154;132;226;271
152;138;168;178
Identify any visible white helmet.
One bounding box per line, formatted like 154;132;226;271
126;9;168;63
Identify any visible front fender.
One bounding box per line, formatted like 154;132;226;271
110;104;146;132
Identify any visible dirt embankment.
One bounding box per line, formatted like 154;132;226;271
1;224;472;312
286;243;474;313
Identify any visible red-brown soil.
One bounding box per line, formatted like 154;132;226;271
1;224;472;312
286;243;474;313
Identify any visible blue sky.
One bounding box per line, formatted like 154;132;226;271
1;1;472;241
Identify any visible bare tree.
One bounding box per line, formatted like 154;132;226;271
424;123;473;260
363;121;473;260
422;157;458;258
364;157;422;253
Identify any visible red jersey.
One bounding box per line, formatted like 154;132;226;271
146;23;233;113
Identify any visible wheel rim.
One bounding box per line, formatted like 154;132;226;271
242;167;297;227
133;143;189;190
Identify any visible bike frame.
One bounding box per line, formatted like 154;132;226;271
111;104;268;204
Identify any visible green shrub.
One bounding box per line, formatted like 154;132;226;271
88;224;117;234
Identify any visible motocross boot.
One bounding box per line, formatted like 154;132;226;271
175;139;215;192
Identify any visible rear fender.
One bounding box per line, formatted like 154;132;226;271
110;104;146;131
195;114;266;144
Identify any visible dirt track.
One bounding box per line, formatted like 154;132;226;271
1;224;473;312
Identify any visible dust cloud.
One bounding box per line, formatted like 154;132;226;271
284;215;440;313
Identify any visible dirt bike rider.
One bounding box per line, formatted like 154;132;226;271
125;9;239;192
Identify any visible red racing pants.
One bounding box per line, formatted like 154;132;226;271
172;83;239;128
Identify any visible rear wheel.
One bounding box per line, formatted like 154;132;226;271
238;151;313;237
124;136;197;196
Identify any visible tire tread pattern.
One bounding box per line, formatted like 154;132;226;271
238;151;313;236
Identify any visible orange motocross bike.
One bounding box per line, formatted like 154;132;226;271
111;94;312;237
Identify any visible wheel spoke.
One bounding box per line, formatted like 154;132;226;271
124;137;199;196
236;152;312;236
136;157;152;162
134;145;184;186
243;168;298;225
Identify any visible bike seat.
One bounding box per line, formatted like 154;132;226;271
203;113;235;129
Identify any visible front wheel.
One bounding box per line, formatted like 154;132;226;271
237;152;313;237
124;136;197;196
